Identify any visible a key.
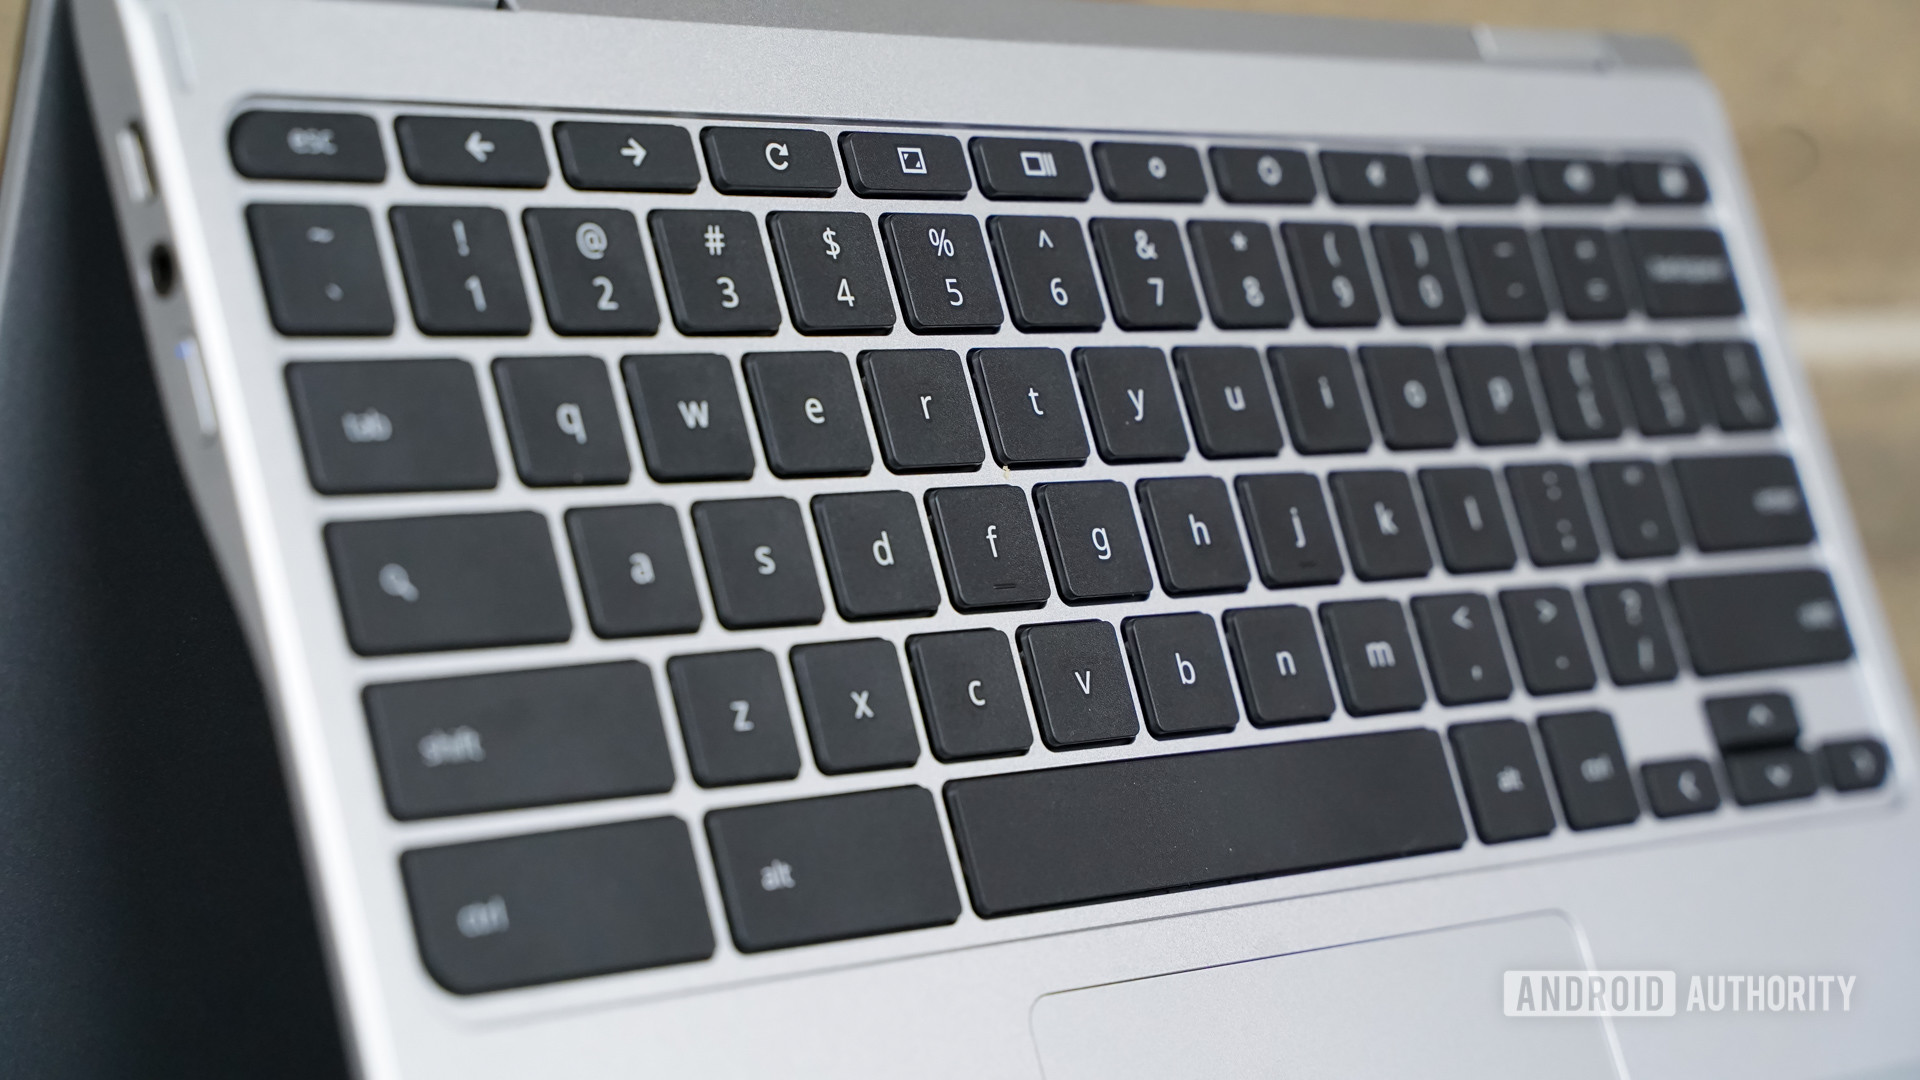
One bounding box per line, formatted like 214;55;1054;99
924;486;1051;611
1123;613;1239;737
1588;459;1682;559
620;353;756;482
987;216;1105;331
1032;481;1154;603
858;349;986;473
765;211;896;334
1528;157;1618;204
1446;345;1541;446
667;649;802;786
1017;620;1140;749
648;209;782;334
1208;146;1317;203
1668;570;1853;675
231;110;386;182
286;359;496;494
1499;587;1597;695
1425;155;1520;205
552;121;701;193
1584;581;1679;685
1693;341;1777;430
522;208;661;336
1625;159;1709;205
905;629;1034;760
969;137;1093;200
324;512;571;656
1641;758;1721;818
789;640;922;773
1269;346;1374;453
1624;229;1743;318
1410;593;1513;705
1457;226;1548;323
1532;343;1625;441
881;213;1004;332
1075;347;1190;463
389;206;532;335
700;126;840;195
1319;150;1420;204
1536;710;1641;830
1221;605;1337;726
564;504;703;638
1723;747;1818;806
492;355;630;487
1370;225;1467;326
246;204;395;336
1136;476;1251;596
1506;463;1601;566
1360;345;1457;449
689;497;825;630
1327;470;1433;580
810;491;942;620
1672;454;1814;551
1186;221;1294;329
1418;467;1517;574
1280;223;1381;327
1318;599;1426;716
1823;738;1890;793
1173;346;1283;459
741;351;875;478
1088;218;1202;330
969;347;1090;467
839;132;971;198
1705;692;1800;752
1615;343;1704;435
393;115;548;188
1448;720;1556;843
1541;227;1630;321
1234;474;1344;588
1093;142;1208;202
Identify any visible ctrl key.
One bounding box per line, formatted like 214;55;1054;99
401;817;713;994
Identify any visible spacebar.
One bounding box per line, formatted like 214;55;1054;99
943;729;1467;917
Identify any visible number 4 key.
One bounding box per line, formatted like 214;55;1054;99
767;211;897;334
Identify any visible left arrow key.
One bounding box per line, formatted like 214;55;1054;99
396;115;549;188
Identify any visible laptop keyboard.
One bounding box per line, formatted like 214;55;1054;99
232;106;1887;996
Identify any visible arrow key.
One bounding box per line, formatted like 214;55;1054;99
395;115;549;188
1411;593;1513;705
553;121;700;193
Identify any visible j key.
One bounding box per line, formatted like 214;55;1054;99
1458;226;1548;323
1425;155;1520;205
247;204;395;336
667;649;802;786
705;788;959;952
1173;346;1283;459
286;359;496;494
230;110;386;182
401;818;711;994
810;491;942;620
1075;347;1190;463
1222;605;1337;726
649;209;782;335
1669;570;1853;676
689;498;825;630
1370;225;1467;326
741;351;874;478
1093;142;1208;202
1626;159;1709;205
1694;341;1777;431
564;504;704;638
1537;711;1640;830
620;353;756;482
1506;463;1601;566
1361;345;1457;450
1541;228;1630;321
1186;221;1293;329
882;213;1004;332
1235;474;1344;588
839;132;971;198
1585;581;1679;685
522;208;661;336
970;137;1093;200
394;115;548;188
1018;620;1140;749
1624;229;1743;318
1136;476;1251;596
906;629;1034;760
324;512;571;656
1418;467;1517;574
701;126;839;196
1088;219;1202;330
1269;346;1373;453
1615;343;1704;435
858;349;986;473
1823;738;1890;793
1208;146;1317;203
1528;157;1618;205
1281;223;1381;328
389;206;531;335
1410;593;1513;705
1448;720;1555;843
1124;613;1239;737
552;121;701;193
365;661;675;820
1447;345;1541;446
1318;599;1426;716
765;211;896;334
1033;481;1154;604
1499;587;1597;695
987;216;1105;331
492;355;629;486
1705;692;1800;752
1724;747;1819;806
1641;758;1721;818
1672;454;1814;551
1532;344;1625;440
924;486;1051;611
789;640;921;773
1319;151;1420;204
1588;460;1682;559
1327;470;1433;581
943;728;1465;916
970;347;1089;467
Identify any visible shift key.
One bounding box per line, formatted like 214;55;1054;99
1668;569;1853;675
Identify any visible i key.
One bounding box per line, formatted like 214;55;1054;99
882;213;1004;332
389;206;531;335
1032;481;1154;603
522;208;660;336
858;349;986;473
649;209;782;334
1269;346;1373;453
1088;219;1202;330
988;216;1106;331
766;211;896;334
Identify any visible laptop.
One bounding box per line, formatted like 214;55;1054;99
6;0;1914;1074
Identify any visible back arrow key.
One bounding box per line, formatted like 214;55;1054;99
464;130;495;163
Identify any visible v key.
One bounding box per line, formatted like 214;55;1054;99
1018;620;1139;749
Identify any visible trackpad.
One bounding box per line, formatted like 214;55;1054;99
1031;912;1618;1080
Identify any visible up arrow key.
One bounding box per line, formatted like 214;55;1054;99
464;130;496;163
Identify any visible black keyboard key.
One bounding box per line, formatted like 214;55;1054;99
858;349;986;473
1532;343;1625;440
564;504;703;638
1222;605;1337;726
987;215;1106;331
1641;758;1720;818
1615;342;1704;435
389;206;532;335
1626;159;1709;205
765;211;896;334
1672;454;1814;551
1724;747;1819;806
401;817;711;994
1137;476;1251;596
1528;157;1617;205
493;355;628;487
924;486;1050;611
1319;599;1426;716
1624;228;1743;318
1426;155;1520;205
790;640;921;773
970;137;1093;200
394;115;548;188
907;629;1034;760
1541;227;1630;321
1411;593;1513;705
1327;470;1432;581
970;347;1089;467
1506;463;1601;566
1093;142;1208;202
286;359;495;494
1124;613;1239;737
1584;581;1679;685
701;126;839;195
943;728;1465;917
1448;720;1555;843
1174;346;1283;459
1032;481;1154;603
1235;474;1343;588
1088;218;1202;330
810;491;941;620
882;213;1004;332
1018;620;1140;749
1281;223;1380;327
324;512;571;656
1269;346;1373;452
1370;225;1467;326
649;209;782;335
620;353;756;482
247;204;395;336
1694;340;1777;430
1186;220;1293;329
1458;226;1548;323
1705;692;1800;752
1537;710;1640;829
1361;345;1457;449
1589;459;1682;559
667;649;802;786
522;208;661;336
231;110;385;182
1447;345;1540;446
1669;569;1853;675
839;132;971;198
552;121;701;193
1208;146;1316;204
1823;738;1890;793
1319;151;1419;204
689;497;825;630
1419;467;1517;574
1499;587;1597;695
742;351;874;478
366;661;674;821
1075;347;1190;463
705;788;959;952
